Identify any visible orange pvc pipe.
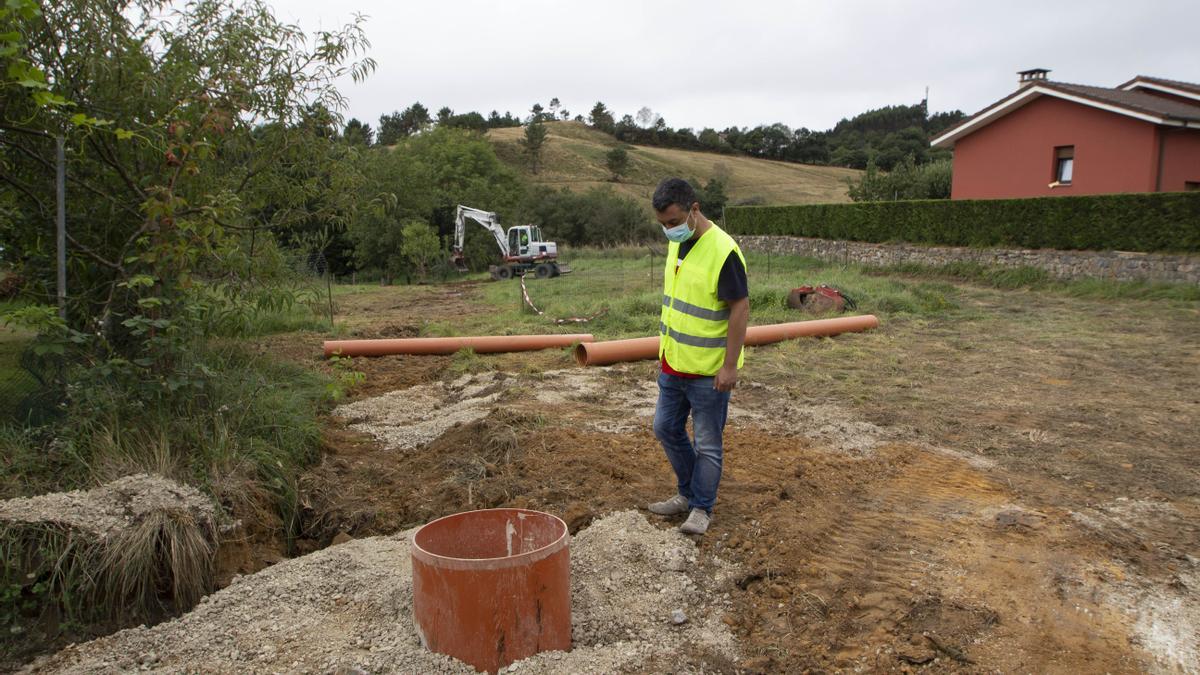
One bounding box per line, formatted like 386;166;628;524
411;508;571;674
323;333;593;358
573;315;879;366
744;314;879;346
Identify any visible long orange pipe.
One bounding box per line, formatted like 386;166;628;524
572;315;879;367
324;333;593;358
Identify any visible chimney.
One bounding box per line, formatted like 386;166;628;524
1017;68;1051;88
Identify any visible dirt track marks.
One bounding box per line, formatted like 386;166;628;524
809;450;1004;633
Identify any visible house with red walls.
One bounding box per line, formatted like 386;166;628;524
931;70;1200;200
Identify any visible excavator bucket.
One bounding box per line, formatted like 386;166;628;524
553;263;573;276
450;253;469;273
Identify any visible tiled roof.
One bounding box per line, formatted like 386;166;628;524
931;76;1200;148
1118;75;1200;96
1046;82;1200;122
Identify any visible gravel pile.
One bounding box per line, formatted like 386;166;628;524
334;373;506;450
507;510;741;674
31;510;740;674
0;474;216;538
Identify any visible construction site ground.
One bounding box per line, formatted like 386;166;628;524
36;261;1200;673
255;268;1200;674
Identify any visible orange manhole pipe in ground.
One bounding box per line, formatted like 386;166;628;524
322;334;593;358
411;508;571;674
573;315;880;366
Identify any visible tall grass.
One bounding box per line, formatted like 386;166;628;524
0;342;332;654
2;506;217;660
58;346;328;530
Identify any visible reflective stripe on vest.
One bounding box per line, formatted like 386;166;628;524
659;322;728;349
661;295;731;321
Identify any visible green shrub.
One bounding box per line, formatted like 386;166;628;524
725;191;1200;252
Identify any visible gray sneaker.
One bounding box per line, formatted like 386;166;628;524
679;509;711;535
647;494;689;516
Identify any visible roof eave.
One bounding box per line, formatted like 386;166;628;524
1118;78;1200;103
929;84;1196;149
929;86;1043;148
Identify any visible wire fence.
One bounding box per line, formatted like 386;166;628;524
0;333;58;427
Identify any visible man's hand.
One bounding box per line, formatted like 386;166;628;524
714;364;738;392
715;296;748;393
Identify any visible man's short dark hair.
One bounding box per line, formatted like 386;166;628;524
652;177;697;213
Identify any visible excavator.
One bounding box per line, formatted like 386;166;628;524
450;205;572;280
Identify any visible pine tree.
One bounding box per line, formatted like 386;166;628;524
520;120;549;174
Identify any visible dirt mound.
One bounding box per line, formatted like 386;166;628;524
0;473;216;537
334;372;510;450
337;368;895;454
299;410;540;543
32;511;740;674
2;475;221;665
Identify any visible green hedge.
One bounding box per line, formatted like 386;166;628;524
724;192;1200;253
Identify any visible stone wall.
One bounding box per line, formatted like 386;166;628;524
734;235;1200;284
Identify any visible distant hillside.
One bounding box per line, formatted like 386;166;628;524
487;122;860;208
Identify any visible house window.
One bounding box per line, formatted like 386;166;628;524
1054;146;1074;184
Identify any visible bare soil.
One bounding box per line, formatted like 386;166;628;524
288;280;1198;673
32;277;1198;674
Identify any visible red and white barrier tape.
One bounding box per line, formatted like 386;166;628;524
520;275;607;324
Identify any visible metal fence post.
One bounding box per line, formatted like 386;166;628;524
56;136;66;320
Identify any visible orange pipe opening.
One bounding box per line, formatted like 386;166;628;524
411;508;571;674
573;315;880;367
323;333;593;358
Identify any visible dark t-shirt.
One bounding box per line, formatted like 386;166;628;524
677;236;749;301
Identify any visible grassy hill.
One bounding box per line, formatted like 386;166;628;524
487;121;860;208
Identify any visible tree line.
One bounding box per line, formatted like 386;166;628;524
337;96;964;174
588;100;964;171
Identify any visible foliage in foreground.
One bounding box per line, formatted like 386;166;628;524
0;0;362;651
0;341;335;654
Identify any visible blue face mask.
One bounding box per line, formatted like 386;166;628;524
662;211;694;243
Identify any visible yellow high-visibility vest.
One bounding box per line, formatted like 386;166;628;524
659;224;746;376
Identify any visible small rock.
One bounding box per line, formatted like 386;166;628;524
896;642;936;665
662;554;688;572
331;531;354;546
994;508;1044;530
670;608;688;625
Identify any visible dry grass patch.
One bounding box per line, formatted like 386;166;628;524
487;121;859;208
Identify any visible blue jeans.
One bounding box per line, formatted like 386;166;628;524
653;371;732;514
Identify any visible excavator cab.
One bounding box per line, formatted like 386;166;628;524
508;227;533;258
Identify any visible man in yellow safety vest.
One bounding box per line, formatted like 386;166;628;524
646;177;749;535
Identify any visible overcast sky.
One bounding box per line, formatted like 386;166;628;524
272;0;1200;132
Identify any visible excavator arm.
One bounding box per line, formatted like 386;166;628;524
451;205;508;272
